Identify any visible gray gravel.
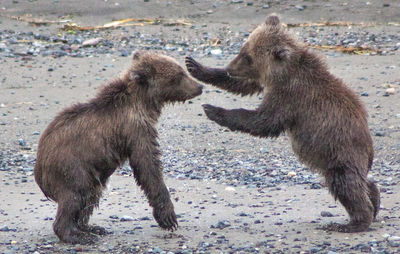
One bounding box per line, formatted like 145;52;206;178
0;22;399;60
1;0;400;253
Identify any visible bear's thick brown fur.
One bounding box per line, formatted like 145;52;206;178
34;51;203;244
186;15;379;233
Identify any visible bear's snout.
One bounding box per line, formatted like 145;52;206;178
196;84;204;96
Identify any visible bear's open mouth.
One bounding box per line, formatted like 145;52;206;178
226;71;238;79
226;71;252;81
227;71;257;84
179;91;202;103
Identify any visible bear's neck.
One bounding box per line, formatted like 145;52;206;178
93;78;162;121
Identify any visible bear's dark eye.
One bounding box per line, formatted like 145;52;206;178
242;53;253;65
171;72;184;85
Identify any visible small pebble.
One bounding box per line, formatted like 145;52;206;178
388;235;400;242
320;211;334;217
225;187;236;192
120;215;134;221
82;38;102;47
385;88;395;95
212;220;231;229
139;216;151;221
210;48;222;56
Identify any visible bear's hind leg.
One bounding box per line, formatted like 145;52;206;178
77;193;109;235
367;179;380;220
323;166;374;232
53;192;97;244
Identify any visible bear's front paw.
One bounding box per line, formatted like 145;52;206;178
185;56;206;80
202;104;227;125
153;203;178;232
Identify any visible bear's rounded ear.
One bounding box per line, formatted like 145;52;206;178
130;65;156;86
130;71;147;86
265;15;280;26
129;70;149;86
132;50;142;60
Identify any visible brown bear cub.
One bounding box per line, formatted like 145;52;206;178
34;51;203;244
186;15;379;233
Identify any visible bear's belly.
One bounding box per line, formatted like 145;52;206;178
288;132;329;173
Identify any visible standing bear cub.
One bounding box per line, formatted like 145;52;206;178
35;51;203;244
186;15;379;233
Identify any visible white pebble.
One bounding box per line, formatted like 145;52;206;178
120;215;134;221
386;88;396;95
211;48;222;56
82;38;102;47
388;236;400;241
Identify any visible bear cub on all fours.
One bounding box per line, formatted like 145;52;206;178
34;51;203;244
186;15;379;233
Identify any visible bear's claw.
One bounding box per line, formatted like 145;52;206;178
185;56;205;80
202;104;225;123
153;205;178;231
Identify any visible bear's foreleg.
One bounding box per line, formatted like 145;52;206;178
202;104;285;138
185;56;263;96
129;144;178;231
